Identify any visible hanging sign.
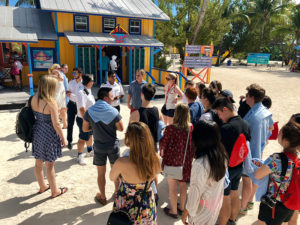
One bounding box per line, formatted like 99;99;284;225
110;24;129;43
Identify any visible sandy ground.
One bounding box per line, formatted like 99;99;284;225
0;66;299;225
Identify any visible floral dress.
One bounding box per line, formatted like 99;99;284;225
113;180;157;225
159;124;195;182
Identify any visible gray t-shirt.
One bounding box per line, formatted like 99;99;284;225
128;80;146;109
84;111;122;150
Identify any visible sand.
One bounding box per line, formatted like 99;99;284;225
0;65;299;225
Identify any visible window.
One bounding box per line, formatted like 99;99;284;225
129;20;141;34
103;17;116;33
74;15;89;32
1;43;27;65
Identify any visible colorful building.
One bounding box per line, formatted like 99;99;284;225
0;0;169;88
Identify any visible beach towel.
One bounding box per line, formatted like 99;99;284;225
88;100;118;124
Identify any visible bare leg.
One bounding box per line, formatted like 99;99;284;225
230;190;241;221
60;108;67;128
110;163;119;194
258;220;267;225
288;211;299;225
15;75;21;89
249;184;258;203
163;114;168;125
34;159;48;192
168;178;178;214
45;161;61;197
178;182;187;211
219;195;231;225
97;165;107;199
168;116;174;125
241;176;252;210
78;139;85;154
86;135;93;148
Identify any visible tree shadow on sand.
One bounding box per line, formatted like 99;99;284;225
8;158;75;185
18;203;110;225
0;192;51;220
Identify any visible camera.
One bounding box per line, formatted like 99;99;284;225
261;194;277;208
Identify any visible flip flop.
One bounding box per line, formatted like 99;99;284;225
163;207;178;219
51;187;68;199
247;202;254;210
38;185;50;194
95;193;107;205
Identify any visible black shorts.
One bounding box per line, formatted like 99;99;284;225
93;144;120;166
161;104;175;117
258;201;294;225
224;166;243;196
76;117;92;141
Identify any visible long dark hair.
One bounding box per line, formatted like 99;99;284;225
192;120;228;181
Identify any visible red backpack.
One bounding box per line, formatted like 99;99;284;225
269;122;279;140
229;133;249;167
276;152;300;210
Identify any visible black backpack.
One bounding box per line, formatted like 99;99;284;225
15;96;36;151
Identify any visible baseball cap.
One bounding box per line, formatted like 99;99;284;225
221;90;235;103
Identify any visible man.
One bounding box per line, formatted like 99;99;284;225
213;97;251;225
240;83;273;214
60;64;69;100
101;51;110;83
127;69;147;113
66;68;83;149
83;87;124;205
101;71;124;112
76;74;95;165
130;83;163;145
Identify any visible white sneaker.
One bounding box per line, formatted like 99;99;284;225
85;150;94;157
77;154;87;165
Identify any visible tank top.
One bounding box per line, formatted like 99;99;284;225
139;107;159;143
165;84;177;110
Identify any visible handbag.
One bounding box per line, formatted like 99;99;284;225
107;181;149;225
164;127;190;180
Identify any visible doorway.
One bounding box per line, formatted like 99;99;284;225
78;46;97;82
103;46;122;81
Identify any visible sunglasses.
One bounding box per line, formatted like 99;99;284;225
72;72;78;76
166;77;171;81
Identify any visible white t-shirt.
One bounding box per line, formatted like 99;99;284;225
110;59;117;71
76;87;95;118
67;79;84;103
101;81;124;107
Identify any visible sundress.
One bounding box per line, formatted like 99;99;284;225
113;180;157;225
32;110;62;162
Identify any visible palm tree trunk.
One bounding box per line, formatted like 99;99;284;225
258;22;266;51
191;0;209;45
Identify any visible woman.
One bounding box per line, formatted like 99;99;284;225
31;75;67;198
254;120;300;225
110;122;160;224
161;73;183;125
181;120;228;225
49;64;67;129
159;103;194;218
209;80;222;96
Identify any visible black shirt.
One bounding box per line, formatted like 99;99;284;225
220;115;251;168
238;99;251;118
139;107;159;143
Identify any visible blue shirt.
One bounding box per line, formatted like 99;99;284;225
102;56;110;71
128;80;146;109
61;72;69;104
244;102;273;159
188;101;204;125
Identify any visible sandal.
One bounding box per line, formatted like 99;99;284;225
239;208;248;215
51;187;68;198
247;202;254;210
177;203;184;215
95;193;107;205
38;184;50;194
163;207;178;219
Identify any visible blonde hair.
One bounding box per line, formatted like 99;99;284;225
173;103;191;131
37;75;57;104
125;122;161;181
48;64;60;74
168;72;178;84
139;69;146;76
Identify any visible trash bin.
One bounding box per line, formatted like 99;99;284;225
227;59;232;66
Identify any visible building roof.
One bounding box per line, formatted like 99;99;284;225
40;0;170;21
0;6;57;43
64;32;164;47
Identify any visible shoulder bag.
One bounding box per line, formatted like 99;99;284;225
163;127;190;180
107;181;149;225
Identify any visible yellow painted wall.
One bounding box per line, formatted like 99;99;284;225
21;41;55;86
56;12;73;32
90;15;102;32
117;17;129;32
152;68;186;91
142;19;153;37
144;47;150;72
59;37;75;80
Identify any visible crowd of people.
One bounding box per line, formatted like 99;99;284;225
28;65;300;225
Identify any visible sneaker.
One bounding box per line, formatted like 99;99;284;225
67;142;72;150
77;154;87;165
85;150;94;157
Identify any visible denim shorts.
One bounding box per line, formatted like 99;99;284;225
93;144;120;166
76;117;92;141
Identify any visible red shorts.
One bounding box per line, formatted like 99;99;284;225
130;108;138;114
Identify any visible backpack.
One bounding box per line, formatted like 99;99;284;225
269;122;279;140
275;152;300;210
15;96;36;152
229;133;249;167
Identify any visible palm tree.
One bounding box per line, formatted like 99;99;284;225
191;0;209;45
